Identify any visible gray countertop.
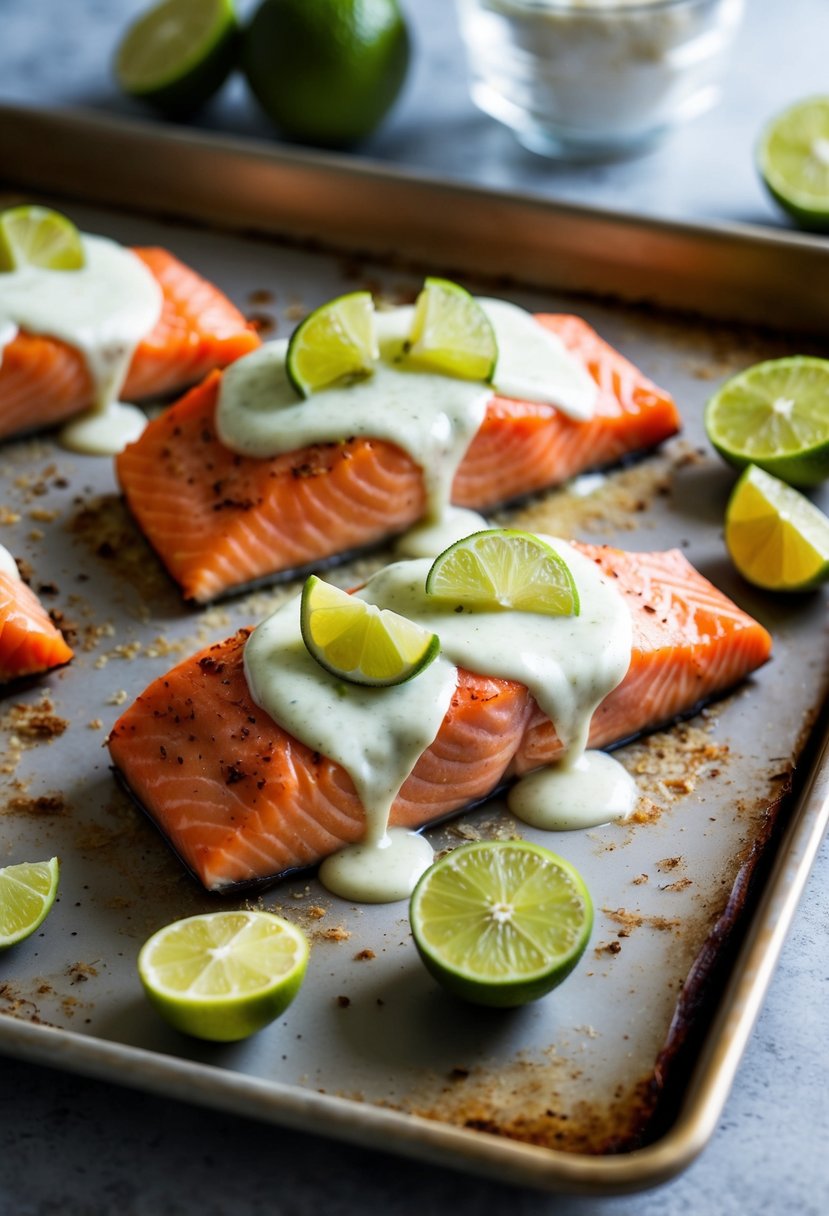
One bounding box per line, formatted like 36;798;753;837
1;1;828;1213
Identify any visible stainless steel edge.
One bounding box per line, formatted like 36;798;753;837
1;103;829;334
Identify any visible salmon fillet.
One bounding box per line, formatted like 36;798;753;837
115;315;681;603
107;545;771;891
0;571;73;683
0;248;260;442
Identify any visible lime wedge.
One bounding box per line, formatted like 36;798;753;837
138;909;309;1041
410;840;593;1007
758;96;829;231
300;575;440;687
286;292;378;397
0;207;84;273
0;857;60;950
425;528;580;616
705;356;829;488
405;277;497;381
724;464;829;592
115;0;239;117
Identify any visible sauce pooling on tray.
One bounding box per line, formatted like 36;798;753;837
217;299;598;556
243;537;634;903
0;234;162;454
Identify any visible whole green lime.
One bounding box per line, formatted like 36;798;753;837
241;0;410;147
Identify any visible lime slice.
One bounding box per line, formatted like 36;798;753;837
410;840;593;1007
758;97;829;231
425;528;580;616
0;207;84;273
286;292;378;397
0;857;60;950
300;575;440;687
138;909;309;1041
405;277;497;381
724;464;829;592
115;0;239;117
705;356;829;488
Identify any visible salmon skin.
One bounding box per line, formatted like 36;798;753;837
115;315;681;603
107;545;772;892
0;571;73;684
0;247;260;443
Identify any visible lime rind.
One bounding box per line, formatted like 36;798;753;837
300;575;440;687
425;528;580;617
138;910;309;1041
410;840;593;1007
725;464;829;591
115;0;239;115
705;356;829;488
286;291;378;397
406;277;497;382
758;96;829;230
0;206;84;273
0;857;60;950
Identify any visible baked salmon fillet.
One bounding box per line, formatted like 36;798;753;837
107;545;771;891
0;569;73;683
115;315;681;603
0;248;259;442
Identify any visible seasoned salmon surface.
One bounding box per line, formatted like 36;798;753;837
0;571;73;683
0;247;260;442
107;545;772;891
116;315;681;603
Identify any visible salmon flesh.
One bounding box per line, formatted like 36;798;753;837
115;315;681;603
0;247;260;442
107;545;772;892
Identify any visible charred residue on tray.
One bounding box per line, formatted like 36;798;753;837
385;1055;662;1155
68;493;170;605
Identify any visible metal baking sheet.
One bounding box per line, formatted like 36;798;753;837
0;107;827;1195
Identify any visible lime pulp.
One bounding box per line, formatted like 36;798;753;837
0;206;84;273
138;909;309;1041
705;356;829;488
300;575;440;687
115;0;239;117
410;840;593;1008
425;528;580;616
758;96;829;231
0;857;60;950
406;277;497;382
725;464;829;592
286;292;378;397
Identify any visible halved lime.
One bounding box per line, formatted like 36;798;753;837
705;357;829;488
115;0;239;117
405;277;497;381
425;528;580;616
138;909;309;1041
300;575;440;687
410;840;593;1007
286;291;378;397
0;207;84;273
758;97;829;231
724;464;829;592
0;857;60;950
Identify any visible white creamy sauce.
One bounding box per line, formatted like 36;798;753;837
0;234;162;455
60;401;149;456
394;505;489;559
0;543;20;582
507;749;636;831
319;828;435;904
244;537;631;903
216;299;597;536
